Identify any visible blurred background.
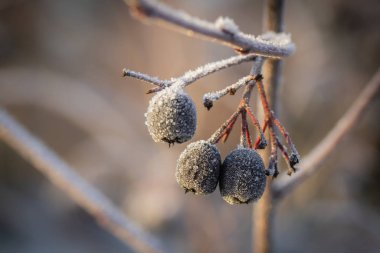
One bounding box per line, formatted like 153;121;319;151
0;0;379;252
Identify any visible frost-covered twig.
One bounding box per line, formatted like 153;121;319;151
124;53;257;92
203;75;254;110
123;69;174;87
0;109;169;253
127;0;295;58
272;67;380;200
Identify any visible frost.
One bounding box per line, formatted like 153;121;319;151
176;140;221;195
215;16;240;34
145;87;197;143
219;148;266;204
203;75;253;107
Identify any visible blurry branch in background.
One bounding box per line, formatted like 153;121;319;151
0;109;169;253
126;0;295;58
273;67;380;200
253;0;286;252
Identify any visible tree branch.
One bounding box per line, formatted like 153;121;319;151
127;0;295;58
124;53;257;92
272;67;380;199
203;75;254;109
253;0;286;252
0;109;170;253
123;69;174;87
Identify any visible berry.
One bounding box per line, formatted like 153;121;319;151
219;148;266;204
145;87;197;144
176;140;221;195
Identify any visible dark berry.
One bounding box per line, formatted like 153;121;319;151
145;87;197;144
219;148;266;204
176;140;221;195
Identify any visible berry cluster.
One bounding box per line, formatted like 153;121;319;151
124;56;300;204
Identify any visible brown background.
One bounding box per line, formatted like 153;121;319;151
0;0;379;252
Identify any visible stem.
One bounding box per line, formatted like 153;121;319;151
253;1;285;253
124;54;257;93
128;0;295;58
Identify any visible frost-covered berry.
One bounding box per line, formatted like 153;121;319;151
145;86;197;144
219;148;266;204
176;140;221;195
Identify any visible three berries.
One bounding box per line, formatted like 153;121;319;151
145;86;267;204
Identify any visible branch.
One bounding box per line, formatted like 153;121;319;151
123;69;174;87
127;0;295;58
124;53;257;92
253;0;286;252
203;75;254;109
273;67;380;200
0;109;170;253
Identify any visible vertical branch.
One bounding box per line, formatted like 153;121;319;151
253;0;285;253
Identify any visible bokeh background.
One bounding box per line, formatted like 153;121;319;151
0;0;379;252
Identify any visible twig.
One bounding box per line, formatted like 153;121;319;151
123;69;173;87
124;53;257;92
127;0;295;58
0;109;170;253
203;75;254;110
272;67;380;200
207;59;264;145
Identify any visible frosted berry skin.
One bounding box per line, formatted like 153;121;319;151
176;140;222;195
145;87;197;144
219;148;266;204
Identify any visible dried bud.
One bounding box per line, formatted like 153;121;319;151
219;148;266;204
176;140;221;195
145;87;197;144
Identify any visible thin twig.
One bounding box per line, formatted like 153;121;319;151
127;0;295;58
123;69;173;87
273;67;380;200
0;109;169;253
203;75;254;110
124;53;257;92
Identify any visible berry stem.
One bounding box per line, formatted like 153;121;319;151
240;110;252;148
208;110;240;144
246;106;267;149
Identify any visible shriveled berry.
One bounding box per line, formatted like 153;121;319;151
219;148;266;204
145;87;197;144
176;140;221;195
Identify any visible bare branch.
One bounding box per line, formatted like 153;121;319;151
127;0;295;58
273;67;380;200
178;54;256;87
123;69;173;87
203;75;254;109
253;0;286;252
0;109;170;253
124;53;257;92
